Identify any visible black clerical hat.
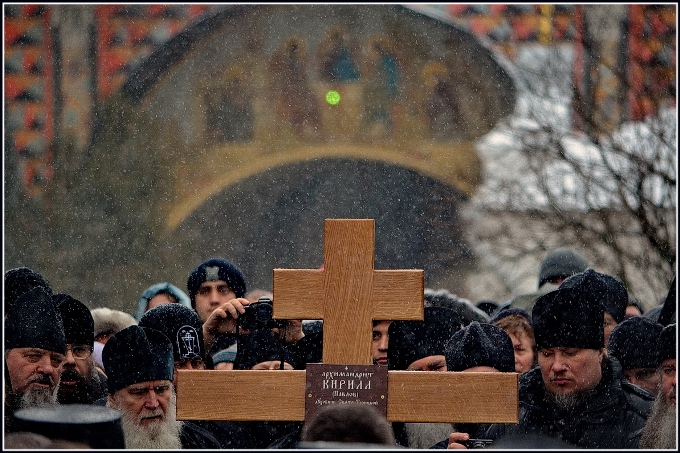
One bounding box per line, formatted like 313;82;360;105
5;287;66;355
103;325;174;393
13;404;124;449
54;294;94;346
139;303;206;362
445;321;515;372
608;316;663;370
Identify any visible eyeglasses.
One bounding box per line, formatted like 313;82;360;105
66;345;93;360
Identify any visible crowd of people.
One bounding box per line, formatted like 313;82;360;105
3;248;677;449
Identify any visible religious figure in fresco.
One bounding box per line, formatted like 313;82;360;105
422;60;462;139
317;26;361;82
361;35;401;138
205;66;254;143
269;36;323;139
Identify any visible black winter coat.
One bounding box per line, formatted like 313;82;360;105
482;357;653;449
180;421;223;449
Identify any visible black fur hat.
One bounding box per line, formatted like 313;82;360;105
5;287;66;355
388;306;463;370
4;267;53;317
444;321;515;372
139;303;206;363
657;323;676;365
54;294;94;347
559;268;628;324
187;258;247;307
533;285;604;350
607;316;663;370
103;325;174;393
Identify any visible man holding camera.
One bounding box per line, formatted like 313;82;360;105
186;257;250;355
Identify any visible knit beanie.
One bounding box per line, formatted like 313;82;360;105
139;303;206;363
187;258;247;307
657;323;676;365
54;294;95;347
444;321;515;372
5;287;66;355
538;248;588;288
103;325;174;393
533;285;604;350
4;267;53;316
607;316;663;370
388;306;463;370
559;269;628;324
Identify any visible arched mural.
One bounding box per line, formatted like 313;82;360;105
119;4;516;292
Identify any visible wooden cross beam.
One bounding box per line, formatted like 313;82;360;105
177;219;518;424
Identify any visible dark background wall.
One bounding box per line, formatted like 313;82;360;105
172;157;472;295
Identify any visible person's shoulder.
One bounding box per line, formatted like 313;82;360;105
621;380;655;417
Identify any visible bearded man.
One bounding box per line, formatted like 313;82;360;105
103;325;220;449
640;323;676;449
452;270;654;449
54;294;107;404
5;287;66;433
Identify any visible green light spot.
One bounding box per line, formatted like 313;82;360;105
326;90;340;105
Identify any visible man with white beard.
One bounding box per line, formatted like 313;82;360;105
640;323;676;449
103;325;221;449
5;287;66;433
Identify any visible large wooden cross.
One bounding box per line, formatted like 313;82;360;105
177;219;518;424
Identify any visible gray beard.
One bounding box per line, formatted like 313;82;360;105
20;385;59;409
639;395;676;449
403;422;456;449
110;391;183;449
545;388;591;411
9;382;60;412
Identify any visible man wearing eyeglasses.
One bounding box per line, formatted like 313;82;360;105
54;294;107;405
5;287;66;433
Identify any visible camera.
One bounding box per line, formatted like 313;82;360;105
238;297;285;330
462;439;493;449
